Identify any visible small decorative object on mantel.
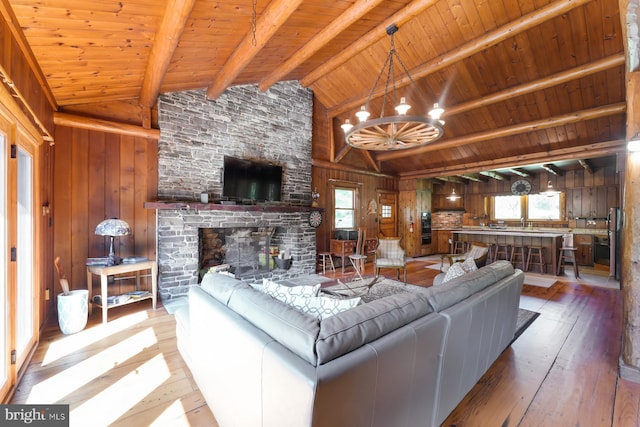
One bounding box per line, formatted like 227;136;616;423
200;191;209;203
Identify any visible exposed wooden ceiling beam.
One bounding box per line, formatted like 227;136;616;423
206;0;303;100
541;163;564;176
334;144;352;163
300;0;440;88
479;171;508;181
259;0;388;92
312;159;395;179
443;54;624;118
436;176;466;184
377;103;626;161
397;139;626;179
579;159;594;173
509;168;531;178
328;0;594;116
461;174;489;182
54;112;160;140
361;150;381;173
139;0;196;110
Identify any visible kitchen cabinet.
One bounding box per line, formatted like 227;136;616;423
574;234;594;266
434;230;453;254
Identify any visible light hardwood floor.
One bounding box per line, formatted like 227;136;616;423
10;259;640;426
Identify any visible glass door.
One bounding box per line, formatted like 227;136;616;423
0;132;8;399
15;145;34;364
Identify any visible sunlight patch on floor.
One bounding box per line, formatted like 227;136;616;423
27;327;158;404
150;399;191;427
71;353;171;426
42;311;149;366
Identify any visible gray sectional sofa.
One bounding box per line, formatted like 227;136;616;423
174;260;524;427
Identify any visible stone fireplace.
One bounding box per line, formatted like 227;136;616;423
153;81;315;300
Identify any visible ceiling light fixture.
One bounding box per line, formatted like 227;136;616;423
544;180;560;196
446;188;461;201
341;24;445;151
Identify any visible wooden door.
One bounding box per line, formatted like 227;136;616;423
377;190;398;238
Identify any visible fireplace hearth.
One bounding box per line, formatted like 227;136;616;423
199;227;279;280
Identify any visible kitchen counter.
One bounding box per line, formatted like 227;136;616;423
459;226;607;236
452;229;565;275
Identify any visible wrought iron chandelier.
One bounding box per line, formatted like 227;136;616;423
341;24;445;151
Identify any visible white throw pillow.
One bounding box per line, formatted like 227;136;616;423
461;257;478;273
262;279;320;304
442;262;466;283
287;295;361;320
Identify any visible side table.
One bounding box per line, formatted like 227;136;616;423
86;260;158;324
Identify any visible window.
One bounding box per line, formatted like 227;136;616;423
334;188;356;229
494;195;522;220
381;205;392;218
528;193;561;220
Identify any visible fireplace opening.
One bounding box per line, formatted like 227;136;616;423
199;227;279;280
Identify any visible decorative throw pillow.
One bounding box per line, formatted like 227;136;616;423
262;279;320;304
287;295;361;320
442;262;466;283
461;257;478;273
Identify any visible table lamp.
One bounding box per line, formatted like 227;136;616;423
95;218;131;266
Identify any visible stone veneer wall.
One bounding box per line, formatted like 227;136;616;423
158;82;313;203
156;82;316;300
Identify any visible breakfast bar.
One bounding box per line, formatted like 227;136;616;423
452;229;565;275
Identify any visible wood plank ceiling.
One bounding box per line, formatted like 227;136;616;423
6;0;628;179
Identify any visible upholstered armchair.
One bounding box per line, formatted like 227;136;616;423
374;237;407;283
443;242;489;270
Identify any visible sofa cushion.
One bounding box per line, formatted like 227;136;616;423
461;257;478;273
262;278;321;303
315;292;432;364
227;286;320;365
288;295;361;320
425;261;516;312
442;262;466;283
200;272;250;305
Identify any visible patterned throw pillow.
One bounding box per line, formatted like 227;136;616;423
461;257;478;273
261;279;320;304
287;295;361;320
442;262;467;283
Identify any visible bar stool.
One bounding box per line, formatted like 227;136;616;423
317;252;335;275
494;244;511;261
557;247;580;278
486;243;497;263
526;246;546;273
510;245;527;269
452;241;467;254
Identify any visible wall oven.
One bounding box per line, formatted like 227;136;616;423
421;212;432;245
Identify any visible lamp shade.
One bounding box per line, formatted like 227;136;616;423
95;218;131;237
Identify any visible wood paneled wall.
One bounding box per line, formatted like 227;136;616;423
53;126;158;302
461;166;619;225
312;165;397;253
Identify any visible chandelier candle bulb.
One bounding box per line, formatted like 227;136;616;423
356;106;370;122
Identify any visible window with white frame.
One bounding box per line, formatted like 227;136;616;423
527;193;561;220
493;195;522;220
334;187;356;229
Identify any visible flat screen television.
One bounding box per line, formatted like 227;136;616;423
222;156;283;202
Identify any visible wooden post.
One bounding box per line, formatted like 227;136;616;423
619;71;640;381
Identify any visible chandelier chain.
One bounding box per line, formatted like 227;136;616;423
251;0;257;47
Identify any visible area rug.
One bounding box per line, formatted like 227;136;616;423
513;308;540;341
523;273;556;288
322;277;422;303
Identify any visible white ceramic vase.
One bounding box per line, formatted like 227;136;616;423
57;289;88;334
